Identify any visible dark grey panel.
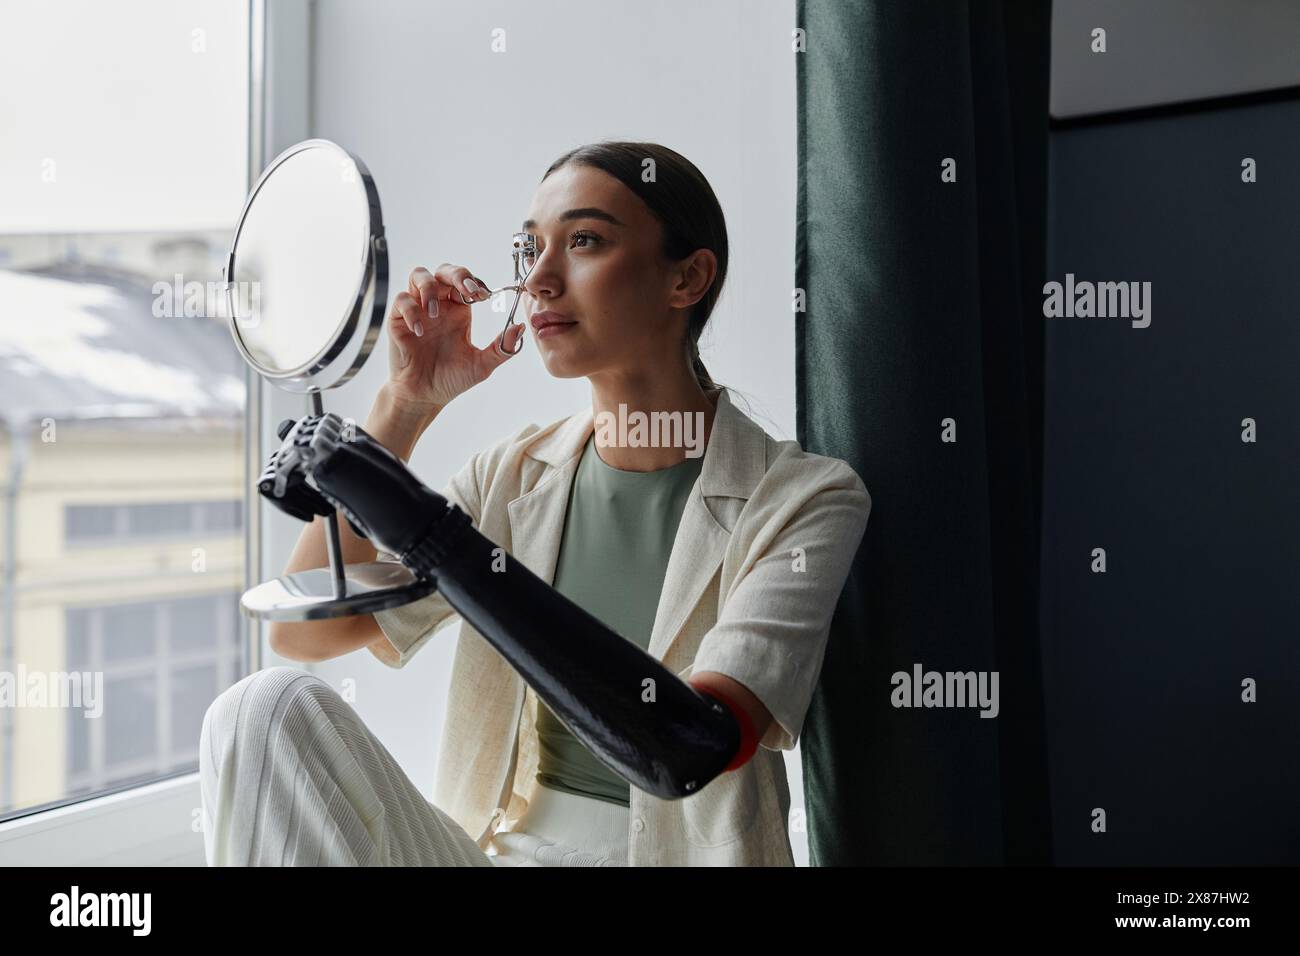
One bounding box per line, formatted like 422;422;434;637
1044;98;1300;863
1052;0;1300;118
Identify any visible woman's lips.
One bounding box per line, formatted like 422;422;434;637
531;311;577;339
535;321;576;339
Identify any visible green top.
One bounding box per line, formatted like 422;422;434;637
535;432;706;806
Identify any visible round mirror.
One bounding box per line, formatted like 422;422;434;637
229;139;434;622
225;139;387;392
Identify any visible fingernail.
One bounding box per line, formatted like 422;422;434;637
428;298;438;319
413;320;424;336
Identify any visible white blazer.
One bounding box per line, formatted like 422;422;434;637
371;386;871;866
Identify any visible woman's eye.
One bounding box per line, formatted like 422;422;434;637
523;231;600;268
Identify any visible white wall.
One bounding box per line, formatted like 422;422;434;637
265;0;803;861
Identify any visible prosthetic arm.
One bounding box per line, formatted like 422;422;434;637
260;413;759;800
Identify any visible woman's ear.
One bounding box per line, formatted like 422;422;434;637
668;249;718;310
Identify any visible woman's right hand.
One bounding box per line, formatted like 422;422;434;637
384;264;526;414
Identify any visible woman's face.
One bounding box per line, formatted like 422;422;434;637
519;164;700;382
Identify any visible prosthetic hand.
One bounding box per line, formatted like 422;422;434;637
259;412;758;799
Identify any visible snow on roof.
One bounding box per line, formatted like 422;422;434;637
0;266;245;430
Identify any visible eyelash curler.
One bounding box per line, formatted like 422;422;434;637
456;231;537;356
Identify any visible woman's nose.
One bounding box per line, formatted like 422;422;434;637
522;265;558;298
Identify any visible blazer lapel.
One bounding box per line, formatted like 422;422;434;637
646;488;728;661
648;389;768;661
507;409;592;583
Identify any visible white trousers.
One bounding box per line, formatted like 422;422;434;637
199;666;628;867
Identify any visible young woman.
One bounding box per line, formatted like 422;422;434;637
200;141;871;867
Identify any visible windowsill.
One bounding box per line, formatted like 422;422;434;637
0;772;205;865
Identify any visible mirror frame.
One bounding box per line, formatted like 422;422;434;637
223;138;388;393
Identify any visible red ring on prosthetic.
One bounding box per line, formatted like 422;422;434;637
695;685;759;771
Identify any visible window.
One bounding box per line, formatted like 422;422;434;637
63;594;243;796
65;500;245;546
0;0;254;822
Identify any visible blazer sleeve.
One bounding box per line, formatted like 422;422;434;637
690;459;871;751
366;449;482;669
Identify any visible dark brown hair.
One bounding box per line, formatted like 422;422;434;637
540;141;728;392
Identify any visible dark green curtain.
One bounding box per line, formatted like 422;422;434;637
796;0;1053;865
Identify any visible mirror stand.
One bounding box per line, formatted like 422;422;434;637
310;388;347;599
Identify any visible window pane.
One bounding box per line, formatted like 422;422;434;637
171;665;218;755
66;607;91;669
125;502;195;538
228;593;244;647
65;505;118;543
200;500;243;533
170;595;218;654
67;704;92;777
104;675;157;766
102;603;156;663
